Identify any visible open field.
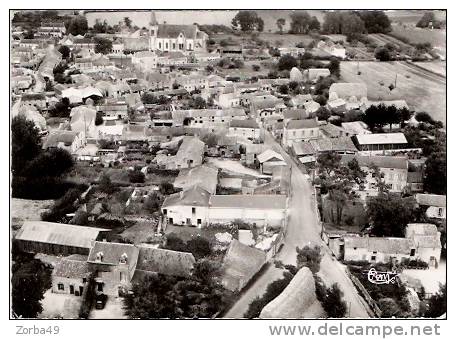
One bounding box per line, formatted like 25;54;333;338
385;10;446;25
11;198;53;231
391;25;446;51
340;61;446;125
414;61;446;77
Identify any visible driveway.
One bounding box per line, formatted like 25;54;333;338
223;132;371;318
89;296;127;319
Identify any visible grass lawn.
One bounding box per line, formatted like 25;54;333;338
414;62;446;77
340;61;446;125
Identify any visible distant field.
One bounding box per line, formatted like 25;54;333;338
340;61;446;125
414;62;446;77
385;10;446;24
212;32;314;48
391;25;446;50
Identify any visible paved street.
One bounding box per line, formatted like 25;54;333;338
224;132;371;318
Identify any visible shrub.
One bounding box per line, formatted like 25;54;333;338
128;170;145;183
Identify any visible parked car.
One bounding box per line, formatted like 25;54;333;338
95;294;108;310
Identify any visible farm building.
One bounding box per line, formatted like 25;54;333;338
15;221;108;255
260;267;324;318
354;133;408;153
52;254;90;296
415;194;446;219
208;194;287;228
221;239;266;292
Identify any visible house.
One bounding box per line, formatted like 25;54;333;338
309;136;358;155
415;194;446;219
342;223;441;267
217;92;241;108
209;194;287;228
228;119;261;140
173;165;218;194
174;108;246;129
341;121;372;136
250;97;286;123
15;221;108;256
257;149;287;174
73;37;97;53
133;246;196;279
221;240;267;292
148;12;208;52
283;109;309;123
98;101;129;120
157;51;188;66
282;118;320;148
405;223;442;267
329;83;367;101
87;242;140;296
43;130;86;154
290;94;313;109
52;255;90;296
343;236;415;264
175;73;207;92
340;154;408;193
132;51;158;71
304;68;330;82
244;143;266;165
162;185;211;227
354;133;409;154
70;106;97;138
278;47;305;57
319;123;350;139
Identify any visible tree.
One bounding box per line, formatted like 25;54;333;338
375;47;392;61
95;111;104;126
362;104;390;132
317;282;347;318
244;270;294;318
296;245;322;274
144;192;160;214
98;173;116;194
366;192;416;237
425;283;446;317
41;188;82;222
231;11;264;32
416;12;436;28
424;151;446;195
124;17;132;28
317;152;341;176
164;233;187;252
289;11;312;34
278;84;289;94
278;54;298;71
93;19;110;33
129;170;145;183
357;10;391;34
190;96;207;109
328;58;340;78
276;18;286;34
67;15;88;36
309;16;321;31
94;37;113;55
200;133;218;148
141;92;157;105
187;237;212;260
58;45;71;59
159;181;175;195
252;64;261;71
49;97;71;118
316;107;331;121
11;254;51;318
322;11;366;35
378;298;402;318
11;116;41;176
24;148;74;179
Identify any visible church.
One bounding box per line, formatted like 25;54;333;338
148;12;208;52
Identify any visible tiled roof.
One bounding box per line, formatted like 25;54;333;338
15;221;106;249
286;119;319;129
415;194;446;207
162;185;211;208
356;133;407;145
87;241;139;269
135;246;195;277
209;194;287;210
157;24;197;39
229;119;259;129
53;256;90;279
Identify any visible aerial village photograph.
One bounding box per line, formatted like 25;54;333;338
9;7;447;324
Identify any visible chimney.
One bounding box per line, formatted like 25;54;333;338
120;253;128;264
96;251;104;262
